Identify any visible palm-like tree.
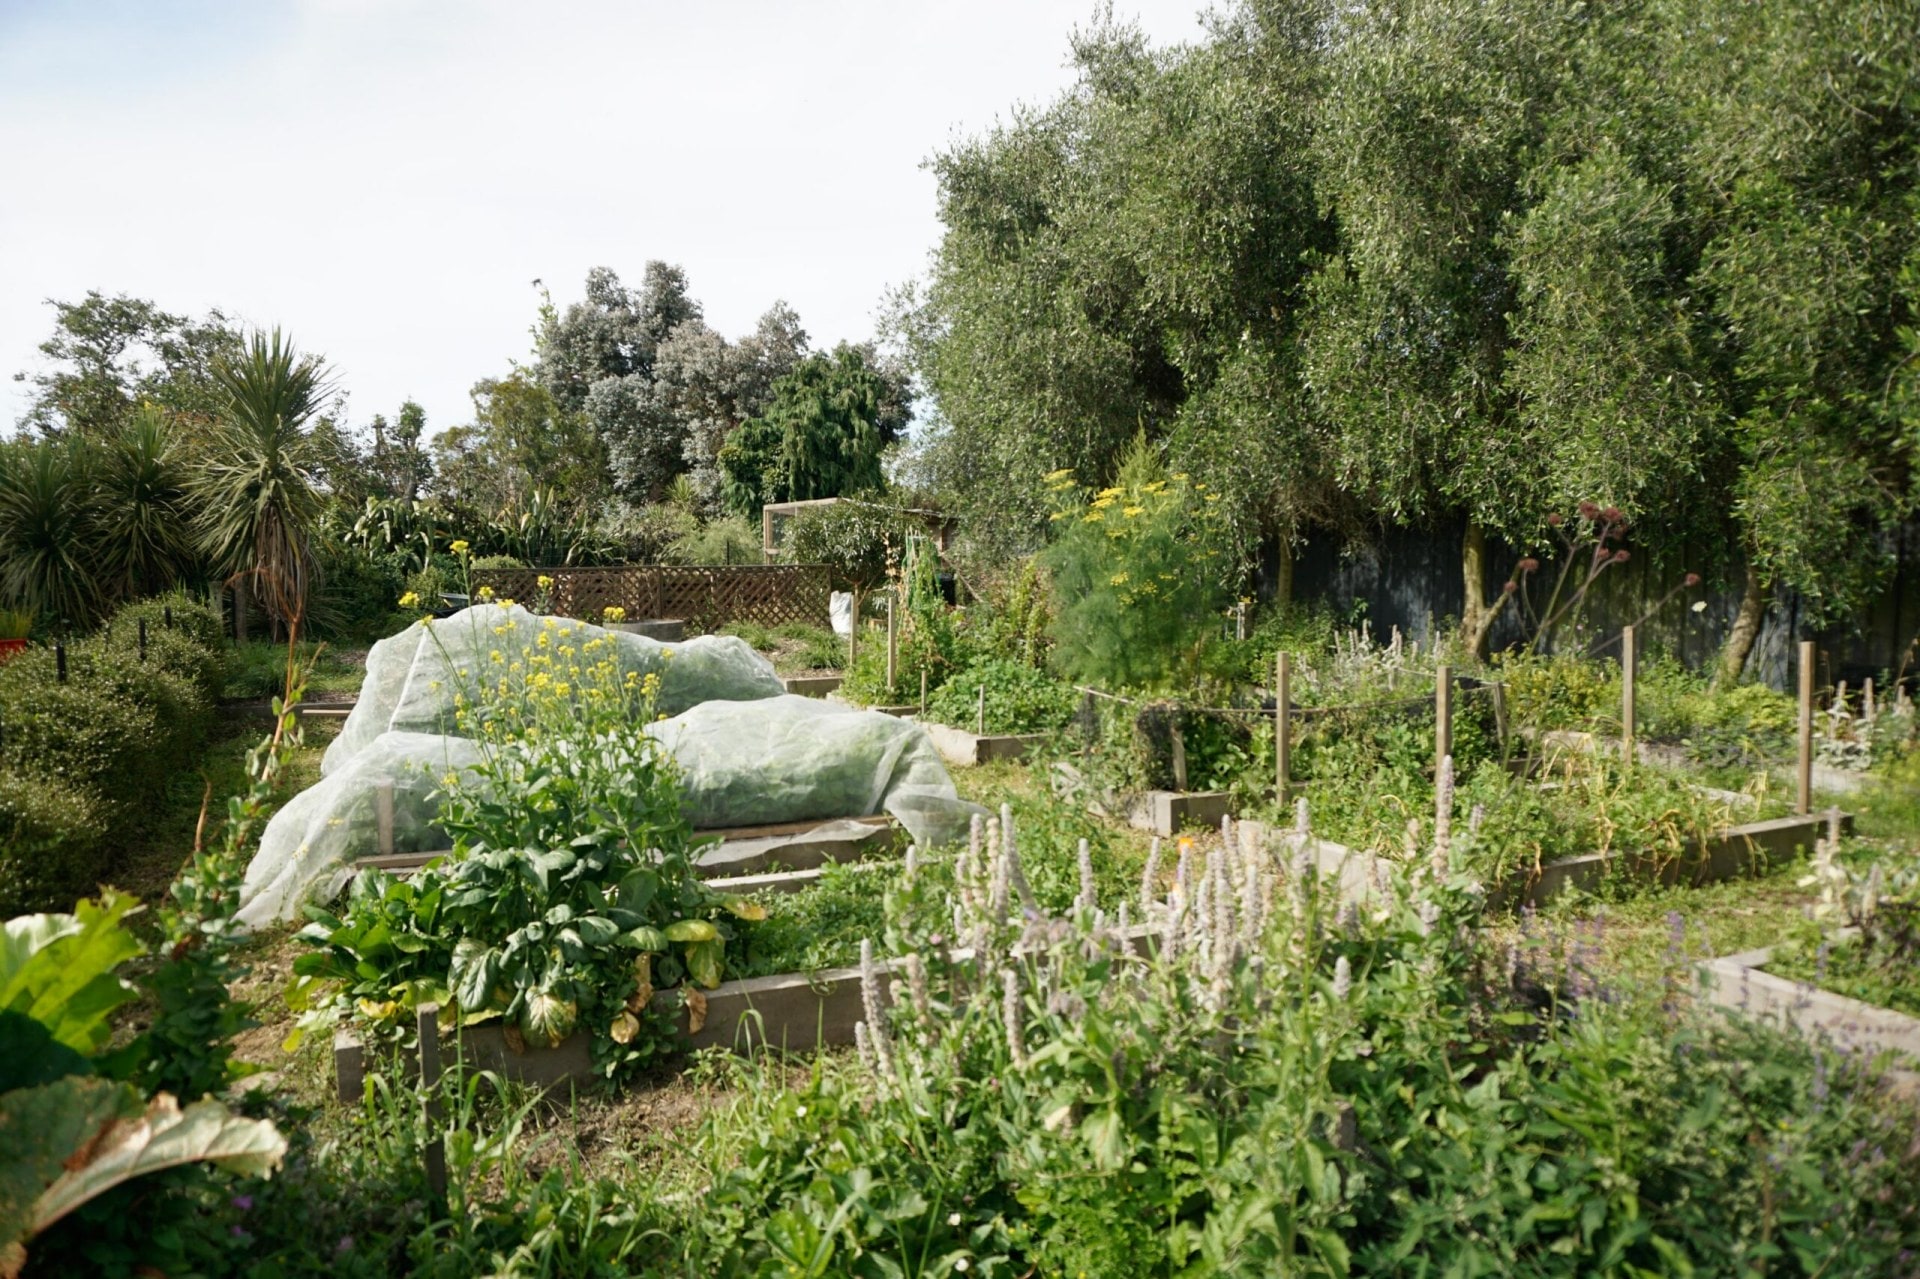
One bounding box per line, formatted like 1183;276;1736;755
98;404;195;600
193;330;331;631
0;436;102;626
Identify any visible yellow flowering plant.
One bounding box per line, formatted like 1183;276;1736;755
295;605;749;1078
1040;434;1228;689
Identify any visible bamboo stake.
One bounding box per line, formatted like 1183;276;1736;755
1797;640;1815;815
1434;664;1452;777
1275;652;1291;807
885;597;897;695
920;668;928;717
1621;625;1637;763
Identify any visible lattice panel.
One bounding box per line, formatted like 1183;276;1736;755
469;565;830;632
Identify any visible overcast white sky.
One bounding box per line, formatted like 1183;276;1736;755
0;0;1209;436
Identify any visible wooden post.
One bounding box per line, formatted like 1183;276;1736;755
1864;677;1876;721
1621;625;1637;763
417;1004;447;1203
976;684;986;736
1797;640;1815;815
1235;601;1248;642
1170;721;1188;792
885;597;897;695
138;618;148;663
55;642;66;683
919;668;928;717
1274;652;1291;807
1434;664;1452;776
376;782;395;856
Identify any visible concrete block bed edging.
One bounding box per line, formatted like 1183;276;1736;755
1695;945;1919;1098
920;720;1047;768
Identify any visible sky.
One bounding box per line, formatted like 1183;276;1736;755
0;0;1210;436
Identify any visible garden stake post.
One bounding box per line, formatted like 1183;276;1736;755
976;684;986;736
1274;652;1291;807
885;597;897;696
1797;641;1815;815
375;782;395;857
138;618;148;663
920;669;928;717
416;1004;448;1204
1434;664;1451;777
1621;625;1636;763
163;604;172;631
55;642;66;683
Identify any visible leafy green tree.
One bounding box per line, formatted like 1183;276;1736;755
365;399;434;502
720;344;912;515
13;292;241;439
191;331;331;630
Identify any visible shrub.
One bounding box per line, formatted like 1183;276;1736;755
0;767;103;916
601;503;698;562
664;514;762;566
312;543;409;642
0;593;225;912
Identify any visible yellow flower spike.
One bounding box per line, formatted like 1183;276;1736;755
476;585;496;602
1122;506;1145;518
450;540;470;555
490;650;503;663
537;575;554;590
398;591;421;609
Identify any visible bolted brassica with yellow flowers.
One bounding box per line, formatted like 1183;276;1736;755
291;605;755;1078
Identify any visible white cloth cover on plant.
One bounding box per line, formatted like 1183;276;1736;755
236;731;486;928
829;591;853;636
323;604;784;776
644;694;982;842
239;700;982;927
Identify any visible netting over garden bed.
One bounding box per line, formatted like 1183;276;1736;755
237;606;979;926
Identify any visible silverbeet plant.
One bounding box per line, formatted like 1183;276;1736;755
290;611;756;1078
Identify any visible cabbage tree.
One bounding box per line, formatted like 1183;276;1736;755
192;330;330;632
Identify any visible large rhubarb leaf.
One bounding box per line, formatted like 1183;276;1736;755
0;1076;286;1278
0;893;143;1055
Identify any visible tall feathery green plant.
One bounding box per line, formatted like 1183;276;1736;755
98;404;195;601
193;330;330;629
0;435;103;626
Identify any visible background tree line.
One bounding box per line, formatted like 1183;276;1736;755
898;0;1920;679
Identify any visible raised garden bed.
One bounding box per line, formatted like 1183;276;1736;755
1241;809;1851;911
354;815;896;880
608;619;686;642
1696;943;1919;1099
783;674;843;696
920;720;1046;768
333;925;1158;1100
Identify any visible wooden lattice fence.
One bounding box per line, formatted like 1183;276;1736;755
468;564;830;632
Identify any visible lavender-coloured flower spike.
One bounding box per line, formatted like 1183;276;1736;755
904;843;919;886
1431;754;1454;879
1140;837;1162;913
1332;955;1352;1001
859;939;894;1077
1077;838;1096;912
855;1019;876;1073
1002;968;1027;1069
1117;899;1131;933
1000;802;1039;912
1294;796;1310;837
1468;803;1485;837
905;951;930;1020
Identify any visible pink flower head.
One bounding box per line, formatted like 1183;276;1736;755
1502;579;1518;594
1684;572;1701;587
1577;501;1601;522
1612;549;1630;564
1547;513;1565;527
1517;556;1540;574
1601;505;1623;525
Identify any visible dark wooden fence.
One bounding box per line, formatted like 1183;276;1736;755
468;564;830;632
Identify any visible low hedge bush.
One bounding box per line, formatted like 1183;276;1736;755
0;594;225;913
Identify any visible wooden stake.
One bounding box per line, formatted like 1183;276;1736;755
920;668;928;717
1434;664;1452;777
55;642;66;683
1621;625;1637;763
1797;640;1815;815
976;684;986;736
1864;677;1876;721
1274;652;1291;807
885;598;897;695
376;782;396;856
1170;721;1188;792
417;1004;447;1203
